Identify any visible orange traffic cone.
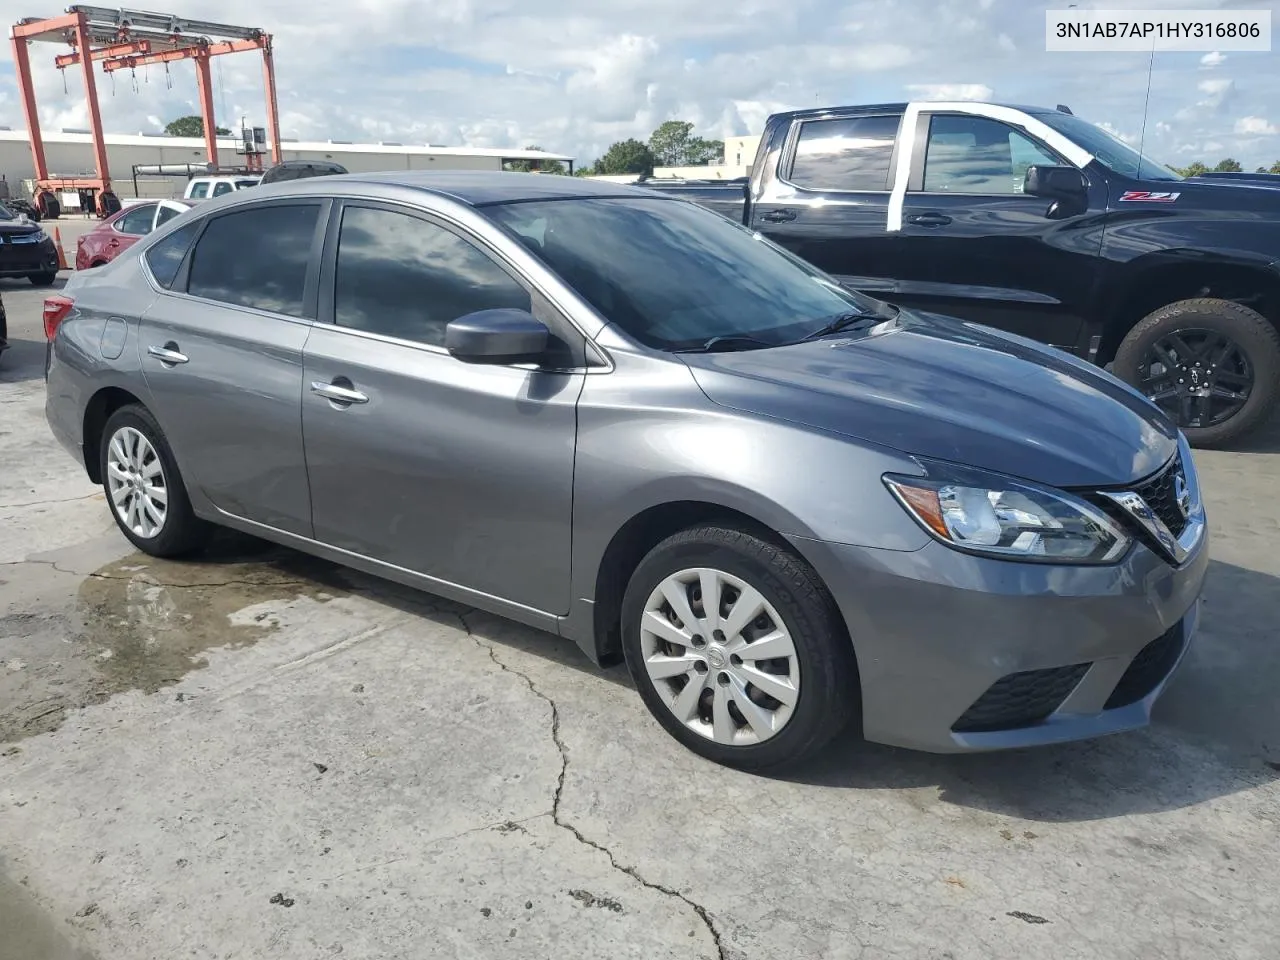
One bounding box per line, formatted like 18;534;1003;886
53;227;69;271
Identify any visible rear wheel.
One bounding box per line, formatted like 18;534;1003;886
99;405;209;557
29;271;57;286
35;192;61;220
621;524;857;770
1113;297;1280;447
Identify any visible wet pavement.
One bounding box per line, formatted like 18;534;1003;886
3;273;1280;959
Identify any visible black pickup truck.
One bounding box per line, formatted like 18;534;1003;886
641;101;1280;446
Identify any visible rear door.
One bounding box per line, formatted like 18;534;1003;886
301;201;581;613
748;112;911;294
894;111;1104;351
138;199;325;536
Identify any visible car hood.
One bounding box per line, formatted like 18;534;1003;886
679;312;1178;488
0;220;40;236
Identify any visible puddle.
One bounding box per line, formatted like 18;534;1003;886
1;533;346;743
0;870;95;960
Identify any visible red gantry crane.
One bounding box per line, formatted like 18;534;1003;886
10;5;282;217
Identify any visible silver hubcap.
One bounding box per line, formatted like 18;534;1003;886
641;567;799;746
106;426;168;539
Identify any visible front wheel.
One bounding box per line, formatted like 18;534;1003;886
100;405;209;557
621;524;857;771
1112;297;1280;447
29;271;57;286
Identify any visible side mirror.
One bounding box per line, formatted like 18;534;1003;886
445;308;549;365
1024;164;1087;200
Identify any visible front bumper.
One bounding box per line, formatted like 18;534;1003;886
0;238;58;277
793;530;1208;753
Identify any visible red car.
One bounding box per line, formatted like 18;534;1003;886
76;199;197;270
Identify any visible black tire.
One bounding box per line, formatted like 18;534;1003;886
621;524;858;771
29;271;58;286
99;404;209;557
98;190;122;217
1112;297;1280;448
36;192;61;220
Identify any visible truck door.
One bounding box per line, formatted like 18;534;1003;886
894;111;1104;353
749;113;917;296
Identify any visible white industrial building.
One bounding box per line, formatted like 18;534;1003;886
0;128;576;203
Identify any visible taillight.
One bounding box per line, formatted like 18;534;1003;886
43;295;75;340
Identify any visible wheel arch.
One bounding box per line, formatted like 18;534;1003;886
587;498;850;667
1099;250;1280;365
82;386;146;483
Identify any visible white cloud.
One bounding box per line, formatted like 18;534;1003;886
905;83;993;101
1200;51;1226;68
1197;78;1233;98
1098;121;1135;144
997;33;1016;53
1234;116;1277;136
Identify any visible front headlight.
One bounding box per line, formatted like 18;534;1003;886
35;228;50;242
884;466;1131;564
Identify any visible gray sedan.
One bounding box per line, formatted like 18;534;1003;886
43;172;1207;769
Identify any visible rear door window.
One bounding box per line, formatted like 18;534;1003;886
115;204;158;235
186;204;321;316
188;181;210;199
144;220;201;289
212;182;234;197
788;115;901;191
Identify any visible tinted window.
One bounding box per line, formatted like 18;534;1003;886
154;204;183;228
334;205;530;347
922;115;1061;194
115;204;157;235
1033;111;1181;181
188;182;209;199
144;220;201;289
235;180;259;189
187;204;319;315
789;115;900;191
487;197;888;351
213;182;233;197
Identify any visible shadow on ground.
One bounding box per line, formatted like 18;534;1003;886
75;532;1280;825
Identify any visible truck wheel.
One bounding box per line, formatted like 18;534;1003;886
36;192;61;220
1112;298;1280;448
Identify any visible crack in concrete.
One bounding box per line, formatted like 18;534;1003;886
0;492;100;510
455;611;728;960
3;557;309;590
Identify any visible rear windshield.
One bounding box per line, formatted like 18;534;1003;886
484;197;888;351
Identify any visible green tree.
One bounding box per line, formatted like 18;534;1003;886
591;139;655;176
1258;160;1280;174
647;120;724;167
1178;161;1208;177
503;146;567;175
164;115;231;138
1213;157;1242;172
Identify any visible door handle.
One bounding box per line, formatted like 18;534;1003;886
906;213;953;227
311;380;369;405
761;209;798;223
147;344;188;365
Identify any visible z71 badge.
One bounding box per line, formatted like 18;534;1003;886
1119;190;1181;202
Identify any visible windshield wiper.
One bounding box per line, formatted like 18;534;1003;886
795;311;888;343
672;335;776;354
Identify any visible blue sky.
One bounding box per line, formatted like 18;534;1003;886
2;0;1277;169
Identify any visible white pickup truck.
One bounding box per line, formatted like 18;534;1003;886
182;175;262;199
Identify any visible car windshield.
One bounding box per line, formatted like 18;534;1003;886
484;196;892;351
1033;111;1182;182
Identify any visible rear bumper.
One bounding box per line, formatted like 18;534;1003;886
791;529;1208;753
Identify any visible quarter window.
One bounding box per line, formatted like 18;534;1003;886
922;114;1062;194
333;205;530;347
115;204;158;236
186;204;320;315
788;115;901;191
144;220;201;289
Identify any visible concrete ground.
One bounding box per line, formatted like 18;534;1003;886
2;244;1279;959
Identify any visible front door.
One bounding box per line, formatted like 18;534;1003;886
302;202;581;614
894;111;1105;351
138;200;324;535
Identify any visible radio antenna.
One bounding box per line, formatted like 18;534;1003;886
1136;41;1155;180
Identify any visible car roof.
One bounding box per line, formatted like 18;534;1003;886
249;170;652;206
772;101;1060;123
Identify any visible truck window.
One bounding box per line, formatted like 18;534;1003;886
213;182;234;197
922;114;1061;195
188;181;209;199
788;115;901;192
